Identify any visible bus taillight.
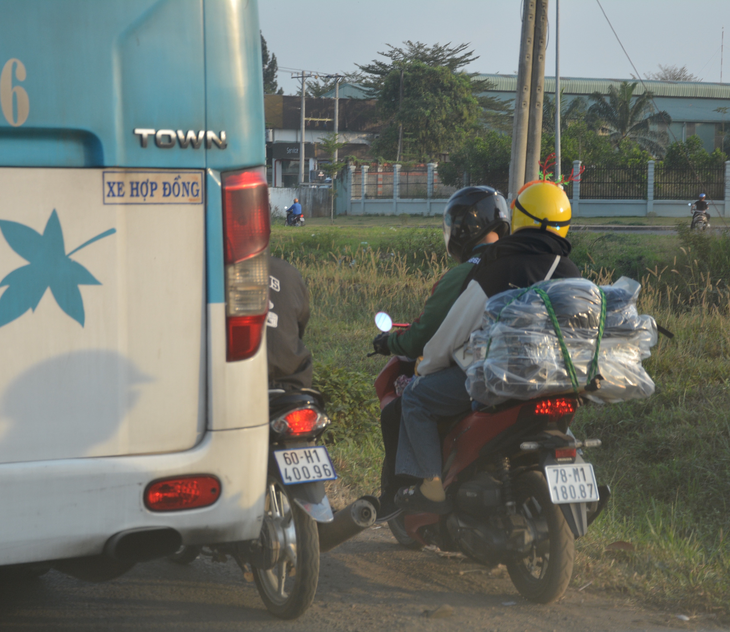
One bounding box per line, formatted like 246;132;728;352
221;169;270;362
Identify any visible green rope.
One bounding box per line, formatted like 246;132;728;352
587;287;607;383
533;288;580;393
482;281;607;394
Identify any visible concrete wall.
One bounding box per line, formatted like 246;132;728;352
269;186;333;219
269;187;297;218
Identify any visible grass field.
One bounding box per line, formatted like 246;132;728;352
271;221;730;618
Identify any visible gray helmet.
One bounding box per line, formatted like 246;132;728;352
443;186;510;261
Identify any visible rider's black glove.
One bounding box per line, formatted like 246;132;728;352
372;332;392;356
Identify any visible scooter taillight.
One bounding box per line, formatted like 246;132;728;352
271;408;330;438
534;397;575;418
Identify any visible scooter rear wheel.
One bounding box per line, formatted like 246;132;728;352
252;476;320;619
506;471;574;604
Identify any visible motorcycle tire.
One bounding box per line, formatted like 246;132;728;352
167;545;201;565
252;476;319;620
387;514;421;550
506;471;574;604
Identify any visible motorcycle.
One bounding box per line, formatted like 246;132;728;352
285;210;305;227
689;203;710;230
168;387;378;620
373;313;609;604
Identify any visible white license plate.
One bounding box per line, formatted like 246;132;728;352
544;463;600;504
274;446;337;485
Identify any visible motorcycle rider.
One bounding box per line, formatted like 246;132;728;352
371;186;510;521
393;180;582;515
690;193;709;229
285;198;303;226
267;256;313;391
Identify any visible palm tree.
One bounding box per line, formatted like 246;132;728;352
588;82;671;157
542;91;588;134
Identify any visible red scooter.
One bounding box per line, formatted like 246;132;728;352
373;314;609;604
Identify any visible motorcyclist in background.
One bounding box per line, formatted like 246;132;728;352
690;193;709;229
285;198;303;226
370;187;510;521
393;180;582;515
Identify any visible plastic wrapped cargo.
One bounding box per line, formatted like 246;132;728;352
465;277;657;406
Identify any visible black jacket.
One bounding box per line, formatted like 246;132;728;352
267;257;313;390
469;228;581;296
418;229;581;375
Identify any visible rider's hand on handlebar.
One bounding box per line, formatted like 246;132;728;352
371;332;392;356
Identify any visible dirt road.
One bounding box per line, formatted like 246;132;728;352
1;525;725;632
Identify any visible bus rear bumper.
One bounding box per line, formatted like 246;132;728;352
0;424;268;567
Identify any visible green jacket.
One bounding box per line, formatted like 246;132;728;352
387;246;486;359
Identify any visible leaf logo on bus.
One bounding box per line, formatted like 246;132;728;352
0;211;116;328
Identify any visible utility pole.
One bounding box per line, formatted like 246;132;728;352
396;67;405;162
334;76;341;163
555;0;561;183
509;0;537;200
292;72;313;185
509;0;549;199
525;0;548;183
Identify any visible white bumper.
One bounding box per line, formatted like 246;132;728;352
0;424;268;566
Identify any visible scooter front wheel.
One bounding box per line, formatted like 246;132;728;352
252;476;320;619
506;471;574;604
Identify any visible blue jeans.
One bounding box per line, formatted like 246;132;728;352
395;365;472;480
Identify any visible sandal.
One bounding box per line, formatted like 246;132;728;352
394;485;452;515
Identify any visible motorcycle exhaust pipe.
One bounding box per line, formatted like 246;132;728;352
317;495;379;553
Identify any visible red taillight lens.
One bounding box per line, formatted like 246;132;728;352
222;170;270;265
271;407;330;437
555;447;577;459
145;476;221;512
534;398;576;417
285;409;320;435
222;169;270;362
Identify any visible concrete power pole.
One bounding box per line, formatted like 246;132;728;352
509;0;537;201
555;0;561;183
525;0;548;183
334;76;340;164
292;72;313;185
509;0;549;199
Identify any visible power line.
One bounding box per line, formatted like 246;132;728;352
595;0;727;224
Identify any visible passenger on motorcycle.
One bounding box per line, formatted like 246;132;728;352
690;193;709;229
370;186;510;521
267;256;313;391
393;180;582;515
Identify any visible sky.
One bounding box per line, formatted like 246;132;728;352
259;0;729;95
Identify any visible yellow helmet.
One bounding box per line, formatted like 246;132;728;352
512;180;572;238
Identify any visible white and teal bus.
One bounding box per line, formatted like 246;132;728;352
0;0;271;583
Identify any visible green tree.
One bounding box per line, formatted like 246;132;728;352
370;62;479;161
660;135;728;170
588;82;671;157
261;33;282;95
438;131;511;188
317;133;347;178
542;92;588;134
356;41;478;91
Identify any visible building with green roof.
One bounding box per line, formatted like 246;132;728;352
479;74;730;153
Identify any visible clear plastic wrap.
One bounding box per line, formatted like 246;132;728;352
465;277;657;406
